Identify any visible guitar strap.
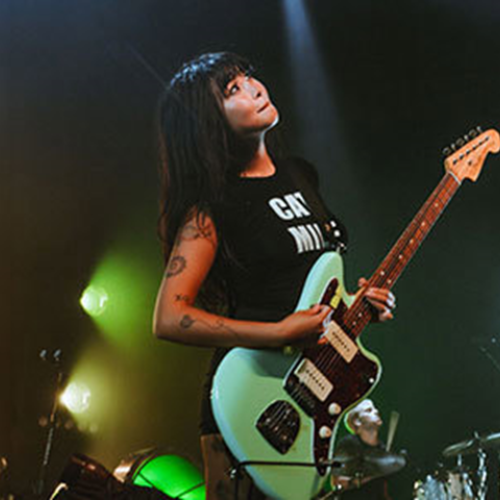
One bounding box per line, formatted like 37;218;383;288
287;159;348;254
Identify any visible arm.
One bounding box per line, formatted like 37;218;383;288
153;212;330;348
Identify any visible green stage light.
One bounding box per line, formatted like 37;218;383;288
60;382;91;414
118;451;205;500
80;286;108;317
81;251;155;346
61;348;116;431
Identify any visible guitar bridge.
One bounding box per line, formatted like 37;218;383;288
256;401;300;454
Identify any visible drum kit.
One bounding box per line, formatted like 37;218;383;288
317;431;500;499
414;431;500;500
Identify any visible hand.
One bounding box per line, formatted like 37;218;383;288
358;277;396;322
278;304;331;347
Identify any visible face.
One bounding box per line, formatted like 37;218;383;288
353;400;382;431
221;73;279;137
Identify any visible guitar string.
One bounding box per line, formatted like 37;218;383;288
277;174;460;433
273;143;489;465
313;173;459;376
317;182;444;374
314;181;442;369
287;175;458;436
343;174;457;335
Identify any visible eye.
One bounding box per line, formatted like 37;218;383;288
226;82;240;97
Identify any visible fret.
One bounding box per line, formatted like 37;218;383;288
344;172;460;337
328;128;498;343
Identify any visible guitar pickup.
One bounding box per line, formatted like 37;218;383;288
324;321;358;363
294;358;333;402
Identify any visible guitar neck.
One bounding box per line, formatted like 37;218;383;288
372;171;460;290
346;171;461;335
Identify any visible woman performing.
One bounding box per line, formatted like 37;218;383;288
153;52;396;499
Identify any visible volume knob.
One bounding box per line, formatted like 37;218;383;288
328;403;342;416
319;426;332;439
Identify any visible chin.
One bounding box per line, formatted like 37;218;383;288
269;106;279;124
270;110;280;128
261;109;279;133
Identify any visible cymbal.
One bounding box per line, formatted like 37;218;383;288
443;431;500;457
330;448;406;479
443;437;481;457
482;431;500;448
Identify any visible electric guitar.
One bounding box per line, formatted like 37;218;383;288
211;128;499;499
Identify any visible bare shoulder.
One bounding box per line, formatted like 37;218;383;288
174;209;217;250
162;209;218;295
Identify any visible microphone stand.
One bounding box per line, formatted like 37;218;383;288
230;458;344;500
34;350;65;498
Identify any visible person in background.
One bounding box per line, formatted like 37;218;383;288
331;399;404;500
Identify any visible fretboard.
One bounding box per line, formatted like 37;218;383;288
344;171;461;338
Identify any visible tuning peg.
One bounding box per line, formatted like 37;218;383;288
442;146;452;157
455;137;465;147
476;125;483;133
468;129;478;139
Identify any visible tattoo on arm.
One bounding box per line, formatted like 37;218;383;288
174;294;192;304
179;314;242;344
174;221;214;248
178;314;227;332
165;255;186;278
180;315;195;329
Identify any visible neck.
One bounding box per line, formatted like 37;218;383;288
357;427;379;447
240;141;275;177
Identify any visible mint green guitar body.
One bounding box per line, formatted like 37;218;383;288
211;251;382;499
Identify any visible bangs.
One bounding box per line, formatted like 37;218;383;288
211;55;255;92
169;52;255;93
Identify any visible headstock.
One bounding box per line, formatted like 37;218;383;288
443;127;500;182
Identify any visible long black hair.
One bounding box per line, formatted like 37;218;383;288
157;52;276;311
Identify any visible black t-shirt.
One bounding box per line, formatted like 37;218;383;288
200;157;348;434
333;434;390;500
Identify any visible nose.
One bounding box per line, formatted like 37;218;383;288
244;79;262;99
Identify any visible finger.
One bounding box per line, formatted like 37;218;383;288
378;308;394;322
366;297;386;312
365;289;396;309
358;277;368;288
308;303;322;313
365;286;395;301
370;288;396;307
318;304;332;320
307;304;330;315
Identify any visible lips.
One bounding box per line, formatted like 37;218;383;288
258;101;270;113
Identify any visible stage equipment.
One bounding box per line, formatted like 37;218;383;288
113;449;205;500
35;348;66;498
442;431;500;500
443;431;500;457
413;466;475;500
49;454;173;500
330;447;406;479
80;285;109;317
60;381;92;414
